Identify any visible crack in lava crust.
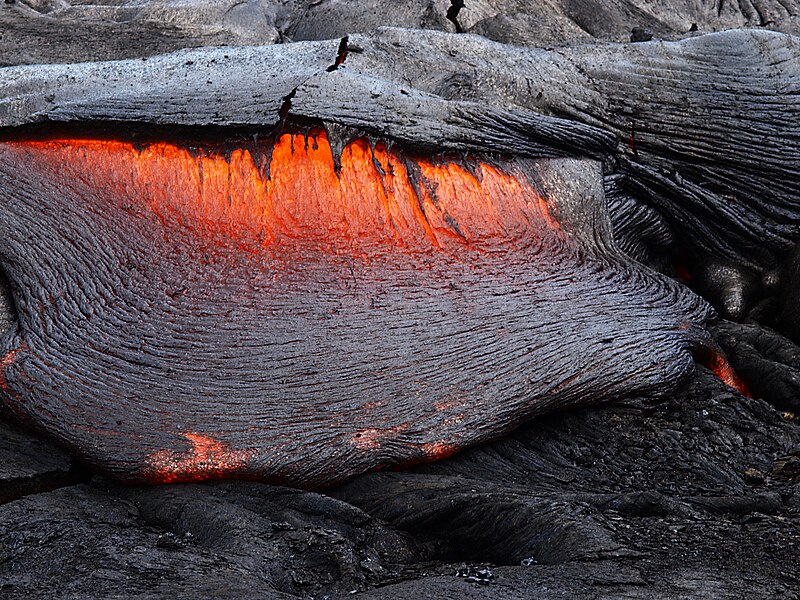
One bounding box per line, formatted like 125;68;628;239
0;128;712;487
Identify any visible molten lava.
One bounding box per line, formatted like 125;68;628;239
146;433;253;483
12;130;557;258
5;129;566;483
701;348;752;397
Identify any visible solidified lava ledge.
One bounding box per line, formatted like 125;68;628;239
0;126;713;487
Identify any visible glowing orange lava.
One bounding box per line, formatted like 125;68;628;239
146;433;252;483
702;348;751;397
10;131;558;256
1;129;733;484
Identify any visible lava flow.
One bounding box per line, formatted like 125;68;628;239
146;433;253;484
0;127;715;487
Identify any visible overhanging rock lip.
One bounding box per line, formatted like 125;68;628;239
0;32;618;159
0;117;611;165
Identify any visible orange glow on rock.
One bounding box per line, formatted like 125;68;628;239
421;441;459;460
702;348;751;397
10;130;558;256
350;423;411;451
0;347;21;393
146;433;253;483
0;128;718;486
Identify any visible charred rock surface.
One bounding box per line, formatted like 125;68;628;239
0;419;87;505
0;0;287;66
776;243;800;342
287;0;800;48
0;480;417;598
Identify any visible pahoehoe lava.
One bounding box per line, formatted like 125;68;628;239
0;128;712;487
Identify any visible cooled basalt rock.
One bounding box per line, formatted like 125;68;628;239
0;128;711;486
3;0;799;66
777;244;800;342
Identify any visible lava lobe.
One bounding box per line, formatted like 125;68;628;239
0;129;711;487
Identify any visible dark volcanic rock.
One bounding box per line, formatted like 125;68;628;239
0;0;285;66
777;243;800;342
1;366;798;598
0;418;84;506
0;455;420;597
0;482;297;598
0;418;70;480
